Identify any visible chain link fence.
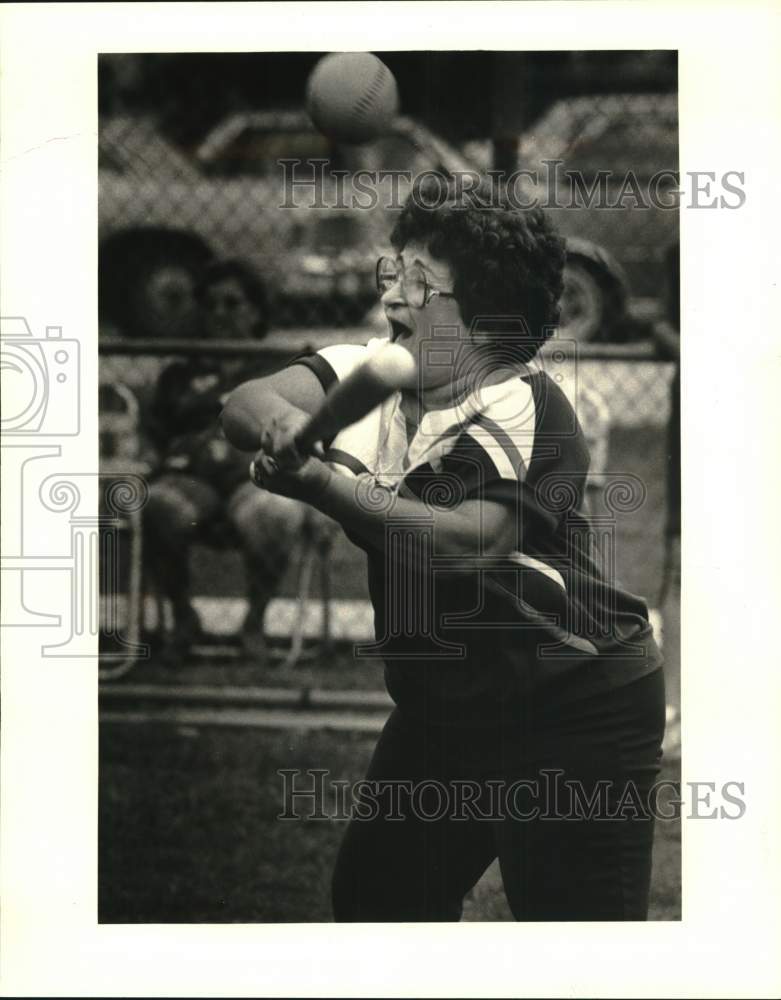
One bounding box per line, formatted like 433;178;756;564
98;77;678;338
98;64;679;641
99;338;678;613
98;81;679;430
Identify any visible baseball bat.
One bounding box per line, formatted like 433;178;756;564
293;342;417;455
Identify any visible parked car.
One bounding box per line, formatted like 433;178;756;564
558;237;630;344
100;98;669;342
466;93;679;340
99;112;475;335
527;94;678;308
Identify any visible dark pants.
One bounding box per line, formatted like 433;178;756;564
332;669;666;922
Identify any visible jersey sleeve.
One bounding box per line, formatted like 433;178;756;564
286;339;392;478
285;351;338;395
287;339;389;388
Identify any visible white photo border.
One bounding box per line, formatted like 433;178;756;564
1;2;780;997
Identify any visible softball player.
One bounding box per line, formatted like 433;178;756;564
223;176;665;920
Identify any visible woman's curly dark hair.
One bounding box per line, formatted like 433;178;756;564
390;174;566;362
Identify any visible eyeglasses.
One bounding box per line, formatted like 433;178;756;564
375;256;457;309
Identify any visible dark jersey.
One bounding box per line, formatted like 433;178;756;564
293;339;662;725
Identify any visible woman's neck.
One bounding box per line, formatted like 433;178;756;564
402;362;523;422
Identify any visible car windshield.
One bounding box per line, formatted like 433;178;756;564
354;134;438;174
523;95;678;178
204;129;365;177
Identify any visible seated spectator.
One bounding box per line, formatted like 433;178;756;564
143;259;311;665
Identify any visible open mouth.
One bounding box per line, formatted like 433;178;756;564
389;318;412;343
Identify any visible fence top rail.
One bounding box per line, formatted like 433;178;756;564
99;333;662;363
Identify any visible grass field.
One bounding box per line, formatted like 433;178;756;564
99;722;680;923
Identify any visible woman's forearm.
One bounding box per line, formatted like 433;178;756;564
310;470;513;562
221;382;303;453
223;371;515;562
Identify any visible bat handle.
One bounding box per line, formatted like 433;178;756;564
293;421;321;458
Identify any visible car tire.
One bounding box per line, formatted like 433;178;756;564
100;228;214;338
559;241;629;343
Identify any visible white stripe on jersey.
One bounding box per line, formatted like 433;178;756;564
508;551;567;591
475;379;536;473
464;426;517;480
407;376;536;482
